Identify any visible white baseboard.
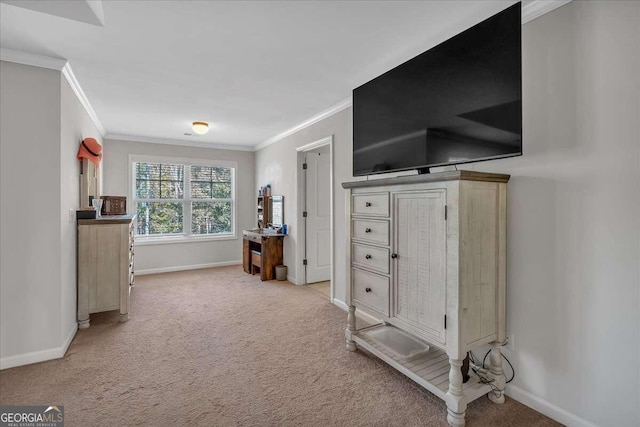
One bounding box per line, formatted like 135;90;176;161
136;260;242;275
333;298;349;311
332;298;381;325
1;324;77;370
62;323;77;356
506;385;598;427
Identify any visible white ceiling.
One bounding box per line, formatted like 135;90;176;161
0;0;532;149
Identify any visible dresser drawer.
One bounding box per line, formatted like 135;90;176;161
352;268;389;316
352;219;389;246
352;243;389;274
352;192;389;217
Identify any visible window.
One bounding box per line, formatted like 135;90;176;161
132;156;236;242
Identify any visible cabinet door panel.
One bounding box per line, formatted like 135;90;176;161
393;190;446;340
93;225;121;311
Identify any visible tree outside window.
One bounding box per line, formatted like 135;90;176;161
133;159;235;239
190;165;232;235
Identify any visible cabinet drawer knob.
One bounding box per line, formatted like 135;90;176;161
365;254;372;259
365;228;372;233
365;202;372;207
391;253;398;259
365;287;372;293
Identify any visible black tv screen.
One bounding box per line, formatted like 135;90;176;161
353;3;522;176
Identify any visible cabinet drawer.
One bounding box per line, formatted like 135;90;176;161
352;268;389;316
352;219;389;246
244;234;261;244
352;193;389;217
352;243;389;274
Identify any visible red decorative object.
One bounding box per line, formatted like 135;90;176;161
77;137;102;166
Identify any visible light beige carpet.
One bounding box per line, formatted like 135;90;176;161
0;266;559;426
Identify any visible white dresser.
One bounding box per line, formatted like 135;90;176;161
77;214;135;328
343;171;509;427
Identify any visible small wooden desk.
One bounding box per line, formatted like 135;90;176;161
242;229;284;281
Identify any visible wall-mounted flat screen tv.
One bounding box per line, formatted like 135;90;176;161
353;2;522;176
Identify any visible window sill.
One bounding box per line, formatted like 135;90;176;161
134;234;237;246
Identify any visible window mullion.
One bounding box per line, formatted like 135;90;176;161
232;168;236;235
184;165;191;236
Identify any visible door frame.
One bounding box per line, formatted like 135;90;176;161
295;135;334;302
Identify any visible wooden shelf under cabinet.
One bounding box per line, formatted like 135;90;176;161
353;324;493;403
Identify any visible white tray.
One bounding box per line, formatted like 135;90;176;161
359;325;430;361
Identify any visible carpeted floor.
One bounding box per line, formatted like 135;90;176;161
0;266;559;426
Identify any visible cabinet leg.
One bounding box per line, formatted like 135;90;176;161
120;282;130;322
445;357;467;426
78;275;89;330
78;319;90;329
487;343;506;404
345;305;357;352
447;410;465;427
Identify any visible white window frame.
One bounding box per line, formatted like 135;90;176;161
129;154;238;245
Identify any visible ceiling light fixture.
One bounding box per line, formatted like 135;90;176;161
192;121;209;135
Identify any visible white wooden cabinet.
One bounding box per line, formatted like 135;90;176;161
343;171;509;427
77;214;135;328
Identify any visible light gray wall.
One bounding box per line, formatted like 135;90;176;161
0;61;62;362
482;3;637;425
255;108;353;294
60;76;104;351
102;139;255;272
255;2;640;426
0;61;107;368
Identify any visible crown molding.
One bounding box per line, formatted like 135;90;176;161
254;97;352;151
522;0;572;24
105;133;255;152
1;48;105;136
0;47;67;70
255;1;572;152
61;62;105;136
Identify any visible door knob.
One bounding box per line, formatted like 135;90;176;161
365;287;372;293
365;228;372;233
391;253;398;259
365;254;372;259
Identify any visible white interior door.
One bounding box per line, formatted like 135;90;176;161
305;145;331;283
